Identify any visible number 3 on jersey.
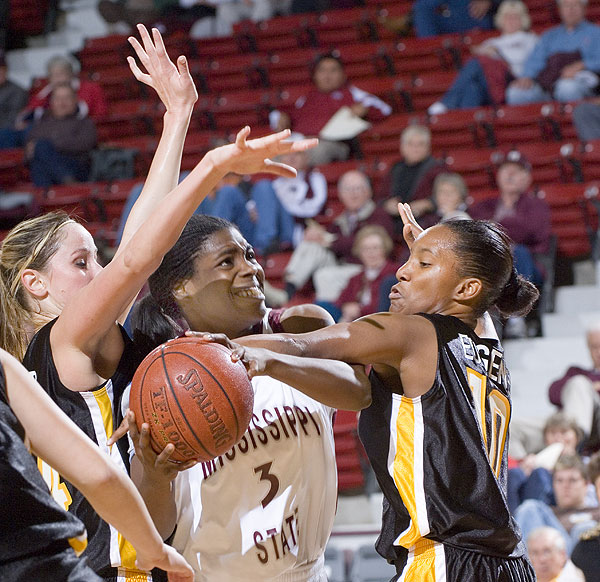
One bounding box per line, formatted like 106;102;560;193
466;367;510;477
254;462;280;508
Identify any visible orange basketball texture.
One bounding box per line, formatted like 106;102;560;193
129;337;254;463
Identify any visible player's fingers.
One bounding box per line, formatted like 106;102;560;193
230;346;245;362
127;56;152;86
286;137;319;152
107;415;129;445
151;26;168;59
262;159;297;178
156;443;175;466
176;55;190;77
137;23;155;55
234;125;251;148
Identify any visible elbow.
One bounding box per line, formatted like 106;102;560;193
347;382;372;411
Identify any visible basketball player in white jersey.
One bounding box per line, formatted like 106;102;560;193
126;214;371;581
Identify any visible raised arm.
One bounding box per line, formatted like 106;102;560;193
52;129;317;389
116;25;197;256
0;349;193;580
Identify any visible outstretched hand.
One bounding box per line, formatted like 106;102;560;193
209;127;318;178
398;202;423;249
127;24;197;114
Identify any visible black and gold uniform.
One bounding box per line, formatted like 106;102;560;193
572;523;600;582
0;360;100;581
358;314;535;581
22;319;163;582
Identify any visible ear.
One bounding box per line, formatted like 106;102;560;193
172;279;192;301
21;268;48;299
454;277;483;303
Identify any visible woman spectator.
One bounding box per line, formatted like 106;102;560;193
428;0;537;114
320;225;397;322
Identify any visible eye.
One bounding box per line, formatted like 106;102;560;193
218;255;234;267
419;261;431;268
75;259;87;269
246;247;256;261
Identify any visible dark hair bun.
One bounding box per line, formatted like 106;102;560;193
494;267;539;317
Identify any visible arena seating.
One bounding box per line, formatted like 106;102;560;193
4;0;600;497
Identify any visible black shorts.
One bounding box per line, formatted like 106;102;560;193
0;543;102;582
391;541;535;582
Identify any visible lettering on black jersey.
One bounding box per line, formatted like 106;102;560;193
458;334;508;388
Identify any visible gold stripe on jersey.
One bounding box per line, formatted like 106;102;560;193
83;386;144;575
92;385;114;441
466;367;488;449
399;538;446;582
68;533;88;556
116;569;153;581
117;533;139;570
489;389;510;478
392;396;429;548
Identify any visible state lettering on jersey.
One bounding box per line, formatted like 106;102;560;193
458;334;507;387
200;405;323;480
253;507;300;564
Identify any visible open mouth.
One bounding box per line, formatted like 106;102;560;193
233;286;265;299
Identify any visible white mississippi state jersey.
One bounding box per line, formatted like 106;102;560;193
171;374;337;580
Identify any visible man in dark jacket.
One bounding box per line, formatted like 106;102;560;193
26;83;97;187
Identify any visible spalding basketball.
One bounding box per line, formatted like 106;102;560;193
129;337;254;463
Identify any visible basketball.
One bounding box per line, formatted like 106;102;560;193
129;337;254;463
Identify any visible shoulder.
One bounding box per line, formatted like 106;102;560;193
579;522;600;541
280;304;335;333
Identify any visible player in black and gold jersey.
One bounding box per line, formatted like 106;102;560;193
238;204;538;581
0;348;193;581
0;24;317;582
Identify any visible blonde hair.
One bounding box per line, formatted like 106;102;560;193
0;212;74;359
352;225;394;258
433;172;469;201
494;0;531;30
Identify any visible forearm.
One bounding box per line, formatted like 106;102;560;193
263;353;371;410
78;462;166;553
131;457;178;540
117;109;192;252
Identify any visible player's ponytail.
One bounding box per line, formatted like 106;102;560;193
443;219;539;317
494;265;539;317
131;294;180;357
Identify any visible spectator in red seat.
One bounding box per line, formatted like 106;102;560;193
506;0;600;105
377;124;446;235
0;55;107;150
469;150;550;338
271;53;392;165
26;55;108;119
276;169;394;305
25;83;97;187
548;321;600;454
413;0;500;38
419;171;471;229
469;150;550;284
319;225;397;322
428;0;537;114
0;51;27;130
